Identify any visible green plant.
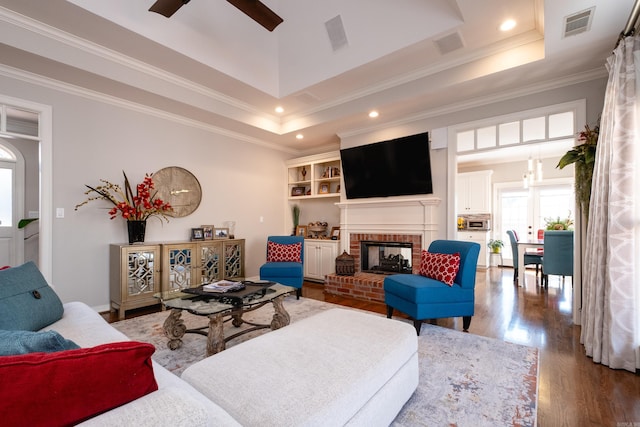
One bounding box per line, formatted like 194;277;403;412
487;239;504;252
545;214;573;230
18;218;38;229
75;171;173;221
557;123;598;219
292;204;300;228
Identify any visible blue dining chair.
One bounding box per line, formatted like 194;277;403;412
542;230;574;288
506;230;543;283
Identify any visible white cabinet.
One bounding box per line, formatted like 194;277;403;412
304;239;339;282
457;171;492;213
456;231;489;269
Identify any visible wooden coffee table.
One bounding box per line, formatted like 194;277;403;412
155;283;296;356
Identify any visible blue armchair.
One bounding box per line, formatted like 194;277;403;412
542;230;573;288
259;236;304;299
384;240;480;335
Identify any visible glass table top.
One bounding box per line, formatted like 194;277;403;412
154;283;295;316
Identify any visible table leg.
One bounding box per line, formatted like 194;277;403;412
206;313;225;356
163;309;186;350
270;295;290;330
518;249;525;286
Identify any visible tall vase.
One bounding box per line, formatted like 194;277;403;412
127;220;146;245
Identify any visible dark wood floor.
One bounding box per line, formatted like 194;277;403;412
106;268;640;426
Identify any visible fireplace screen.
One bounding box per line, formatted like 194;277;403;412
360;241;412;274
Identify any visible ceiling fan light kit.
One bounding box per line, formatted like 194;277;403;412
148;0;283;31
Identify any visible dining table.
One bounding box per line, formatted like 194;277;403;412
516;238;544;286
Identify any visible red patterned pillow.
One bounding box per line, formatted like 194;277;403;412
0;341;158;426
419;250;461;286
267;241;302;262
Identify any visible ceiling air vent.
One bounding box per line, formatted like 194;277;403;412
325;15;348;51
563;7;594;38
433;31;464;55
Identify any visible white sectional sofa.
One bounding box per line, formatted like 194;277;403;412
45;302;417;426
0;263;418;426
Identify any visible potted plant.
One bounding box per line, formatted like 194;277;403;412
487;239;504;253
544;214;574;230
75;171;173;244
557;123;598;219
291;204;300;236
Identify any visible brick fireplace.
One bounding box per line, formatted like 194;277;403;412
325;233;422;302
324;197;440;302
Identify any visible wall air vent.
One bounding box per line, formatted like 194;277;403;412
563;7;594;38
433;31;464;55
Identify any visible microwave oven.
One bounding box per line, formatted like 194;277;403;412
467;219;490;230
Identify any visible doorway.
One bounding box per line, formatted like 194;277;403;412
495;179;574;266
0;97;52;281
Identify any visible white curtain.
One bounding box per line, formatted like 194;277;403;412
581;35;640;372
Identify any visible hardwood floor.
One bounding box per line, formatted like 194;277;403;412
304;268;640;427
105;268;640;425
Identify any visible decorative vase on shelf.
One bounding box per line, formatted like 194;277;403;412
127;220;146;244
301;166;307;181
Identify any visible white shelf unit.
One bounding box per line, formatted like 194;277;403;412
287;152;341;200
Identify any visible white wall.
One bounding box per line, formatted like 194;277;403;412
0;74;291;309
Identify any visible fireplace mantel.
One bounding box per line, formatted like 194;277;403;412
337;197;441;253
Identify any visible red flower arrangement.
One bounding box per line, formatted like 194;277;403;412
75;171;173;221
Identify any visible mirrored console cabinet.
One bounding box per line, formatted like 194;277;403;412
110;239;245;320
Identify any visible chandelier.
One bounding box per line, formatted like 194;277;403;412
523;156;543;188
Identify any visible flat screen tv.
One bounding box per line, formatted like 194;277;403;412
340;132;432;200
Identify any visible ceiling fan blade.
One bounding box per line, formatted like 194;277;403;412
149;0;191;18
226;0;283;31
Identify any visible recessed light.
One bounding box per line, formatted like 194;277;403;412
369;111;379;118
275;106;284;113
296;134;304;140
500;19;516;32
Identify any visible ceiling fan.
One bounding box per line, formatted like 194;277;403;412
149;0;283;32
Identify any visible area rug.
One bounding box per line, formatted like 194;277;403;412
112;296;538;426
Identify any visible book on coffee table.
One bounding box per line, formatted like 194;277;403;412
202;280;245;293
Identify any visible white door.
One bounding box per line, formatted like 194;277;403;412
496;180;574;266
0;159;17;266
0;139;26;267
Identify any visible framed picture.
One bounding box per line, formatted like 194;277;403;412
330;226;340;240
214;227;229;239
291;186;305;197
191;227;204;241
295;225;308;237
201;225;214;240
318;182;330;194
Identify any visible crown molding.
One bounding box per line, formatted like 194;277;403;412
0;64;299;155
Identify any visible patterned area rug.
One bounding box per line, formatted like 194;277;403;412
112;296;538;426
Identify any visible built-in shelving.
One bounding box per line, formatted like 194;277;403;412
287;152;341;200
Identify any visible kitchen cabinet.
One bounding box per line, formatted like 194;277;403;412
456;171;492;213
304;239;339;282
456;231;489;269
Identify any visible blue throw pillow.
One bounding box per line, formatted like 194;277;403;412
0;262;64;331
0;330;79;355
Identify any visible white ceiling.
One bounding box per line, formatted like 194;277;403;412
0;0;635;156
